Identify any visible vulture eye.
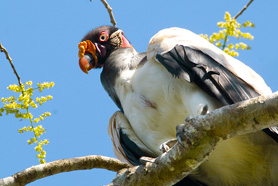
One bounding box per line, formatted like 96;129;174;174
99;32;109;42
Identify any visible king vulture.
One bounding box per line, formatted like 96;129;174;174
78;26;278;186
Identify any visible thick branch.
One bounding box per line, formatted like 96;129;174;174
0;155;129;186
108;92;278;186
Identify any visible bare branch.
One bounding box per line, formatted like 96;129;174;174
108;92;278;186
97;0;117;27
233;0;254;20
0;41;22;87
0;155;129;186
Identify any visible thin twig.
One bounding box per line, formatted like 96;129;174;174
233;0;254;20
1;40;46;165
99;0;117;27
222;34;229;51
222;0;254;50
0;41;22;87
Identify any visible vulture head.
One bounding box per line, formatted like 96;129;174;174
78;26;132;73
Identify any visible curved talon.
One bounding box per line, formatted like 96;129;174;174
160;143;170;153
199;104;209;115
185;116;194;122
176;124;186;147
177;136;185;147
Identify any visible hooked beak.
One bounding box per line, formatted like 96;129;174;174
78;40;98;74
79;53;95;74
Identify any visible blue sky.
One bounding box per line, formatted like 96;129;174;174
1;0;278;185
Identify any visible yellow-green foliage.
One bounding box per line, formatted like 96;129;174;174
200;12;254;57
0;81;54;164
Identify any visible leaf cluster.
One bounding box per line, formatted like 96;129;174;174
0;81;54;164
200;12;254;57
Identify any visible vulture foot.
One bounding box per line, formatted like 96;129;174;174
159;138;178;153
139;156;156;165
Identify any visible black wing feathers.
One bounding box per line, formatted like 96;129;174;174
119;129;146;165
156;45;260;105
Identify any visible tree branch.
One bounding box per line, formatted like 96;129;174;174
233;0;254;20
0;155;129;186
92;0;117;26
108;91;278;186
0;41;22;87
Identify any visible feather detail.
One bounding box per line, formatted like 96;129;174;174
108;111;156;165
147;27;271;96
